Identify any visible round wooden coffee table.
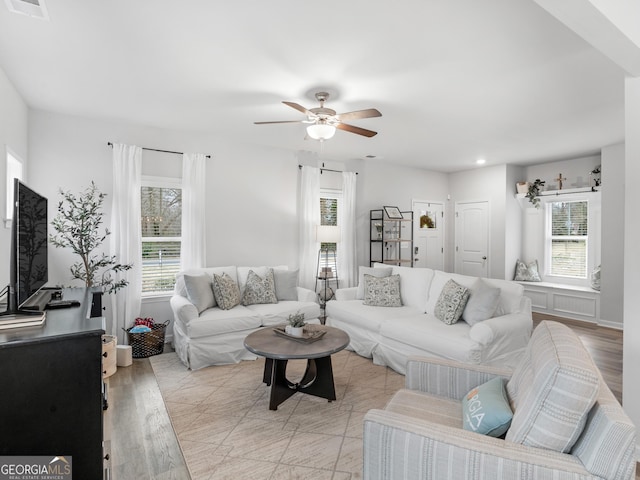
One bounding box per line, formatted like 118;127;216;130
244;325;350;410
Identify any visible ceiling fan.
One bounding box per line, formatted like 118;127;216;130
254;92;382;140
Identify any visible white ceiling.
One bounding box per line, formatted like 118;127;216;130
0;0;626;172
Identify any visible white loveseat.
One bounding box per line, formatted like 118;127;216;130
170;266;321;370
326;264;532;373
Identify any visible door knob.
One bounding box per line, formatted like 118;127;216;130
482;256;487;260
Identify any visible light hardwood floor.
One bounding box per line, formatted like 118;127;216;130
106;315;632;480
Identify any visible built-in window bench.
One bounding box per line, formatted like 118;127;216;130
516;281;600;324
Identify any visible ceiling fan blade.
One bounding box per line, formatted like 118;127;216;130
336;122;378;137
254;120;304;125
282;101;313;116
336;108;382;121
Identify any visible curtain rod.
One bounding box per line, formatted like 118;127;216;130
298;165;358;175
539;187;599;197
107;142;210;158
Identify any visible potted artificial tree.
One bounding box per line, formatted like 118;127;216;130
50;182;132;316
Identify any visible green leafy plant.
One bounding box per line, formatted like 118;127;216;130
287;310;306;328
526;178;546;208
50;182;133;294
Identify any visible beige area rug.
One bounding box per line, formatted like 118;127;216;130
149;349;405;480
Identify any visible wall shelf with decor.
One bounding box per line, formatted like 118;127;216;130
370;208;414;267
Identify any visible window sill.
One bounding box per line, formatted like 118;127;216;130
515;280;599;294
141;293;173;303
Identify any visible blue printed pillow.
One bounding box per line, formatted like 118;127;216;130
462;377;513;437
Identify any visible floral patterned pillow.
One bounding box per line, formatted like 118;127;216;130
514;259;542;282
434;279;470;325
363;274;402;307
242;269;278;306
212;272;241;310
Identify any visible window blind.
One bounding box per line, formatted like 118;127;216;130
549;201;588;278
141;186;182;294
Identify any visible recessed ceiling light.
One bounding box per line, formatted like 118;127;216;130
476;158;486;165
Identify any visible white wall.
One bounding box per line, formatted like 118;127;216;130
505;164;525;279
0;67;29;291
353;159;450;270
27;110;451;332
623;76;640;438
600;143;625;327
28;109;301;330
520;154;624;327
524;154;601;191
588;0;640;48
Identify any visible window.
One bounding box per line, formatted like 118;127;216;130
319;190;341;269
5;148;23;227
141;177;182;295
320;195;338;248
546;200;588;279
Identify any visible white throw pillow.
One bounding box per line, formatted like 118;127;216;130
462;280;501;326
356;266;393;299
273;269;299;301
391;265;434;312
183;273;216;313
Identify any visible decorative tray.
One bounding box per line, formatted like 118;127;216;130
273;326;326;343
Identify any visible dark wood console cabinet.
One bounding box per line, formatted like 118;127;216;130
0;288;107;479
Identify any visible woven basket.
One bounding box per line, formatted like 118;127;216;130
124;320;169;358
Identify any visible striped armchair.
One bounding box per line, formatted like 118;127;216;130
363;321;636;480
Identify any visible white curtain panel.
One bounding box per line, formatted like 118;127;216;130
111;143;142;344
299;166;320;290
181;153;207;270
339;171;357;287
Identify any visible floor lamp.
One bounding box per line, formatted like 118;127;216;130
315;225;341;319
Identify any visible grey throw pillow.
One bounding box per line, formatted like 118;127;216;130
241;269;278;306
462;281;501;326
514;259;541;281
212;272;241;310
183;273;216;313
356;266;393;300
434;279;470;325
273;269;299;301
363;274;402;307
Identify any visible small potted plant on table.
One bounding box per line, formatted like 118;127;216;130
285;311;306;337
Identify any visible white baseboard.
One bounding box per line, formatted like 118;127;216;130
598;319;623;330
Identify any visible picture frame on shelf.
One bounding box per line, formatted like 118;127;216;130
383;206;403;219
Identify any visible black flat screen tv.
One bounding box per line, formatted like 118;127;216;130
3;179;48;314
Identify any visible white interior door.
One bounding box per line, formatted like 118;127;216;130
455;201;489;277
412;201;444;270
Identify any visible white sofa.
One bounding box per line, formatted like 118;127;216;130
326;264;532;373
170;266;321;370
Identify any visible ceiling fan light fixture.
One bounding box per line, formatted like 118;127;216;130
306;123;336;140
